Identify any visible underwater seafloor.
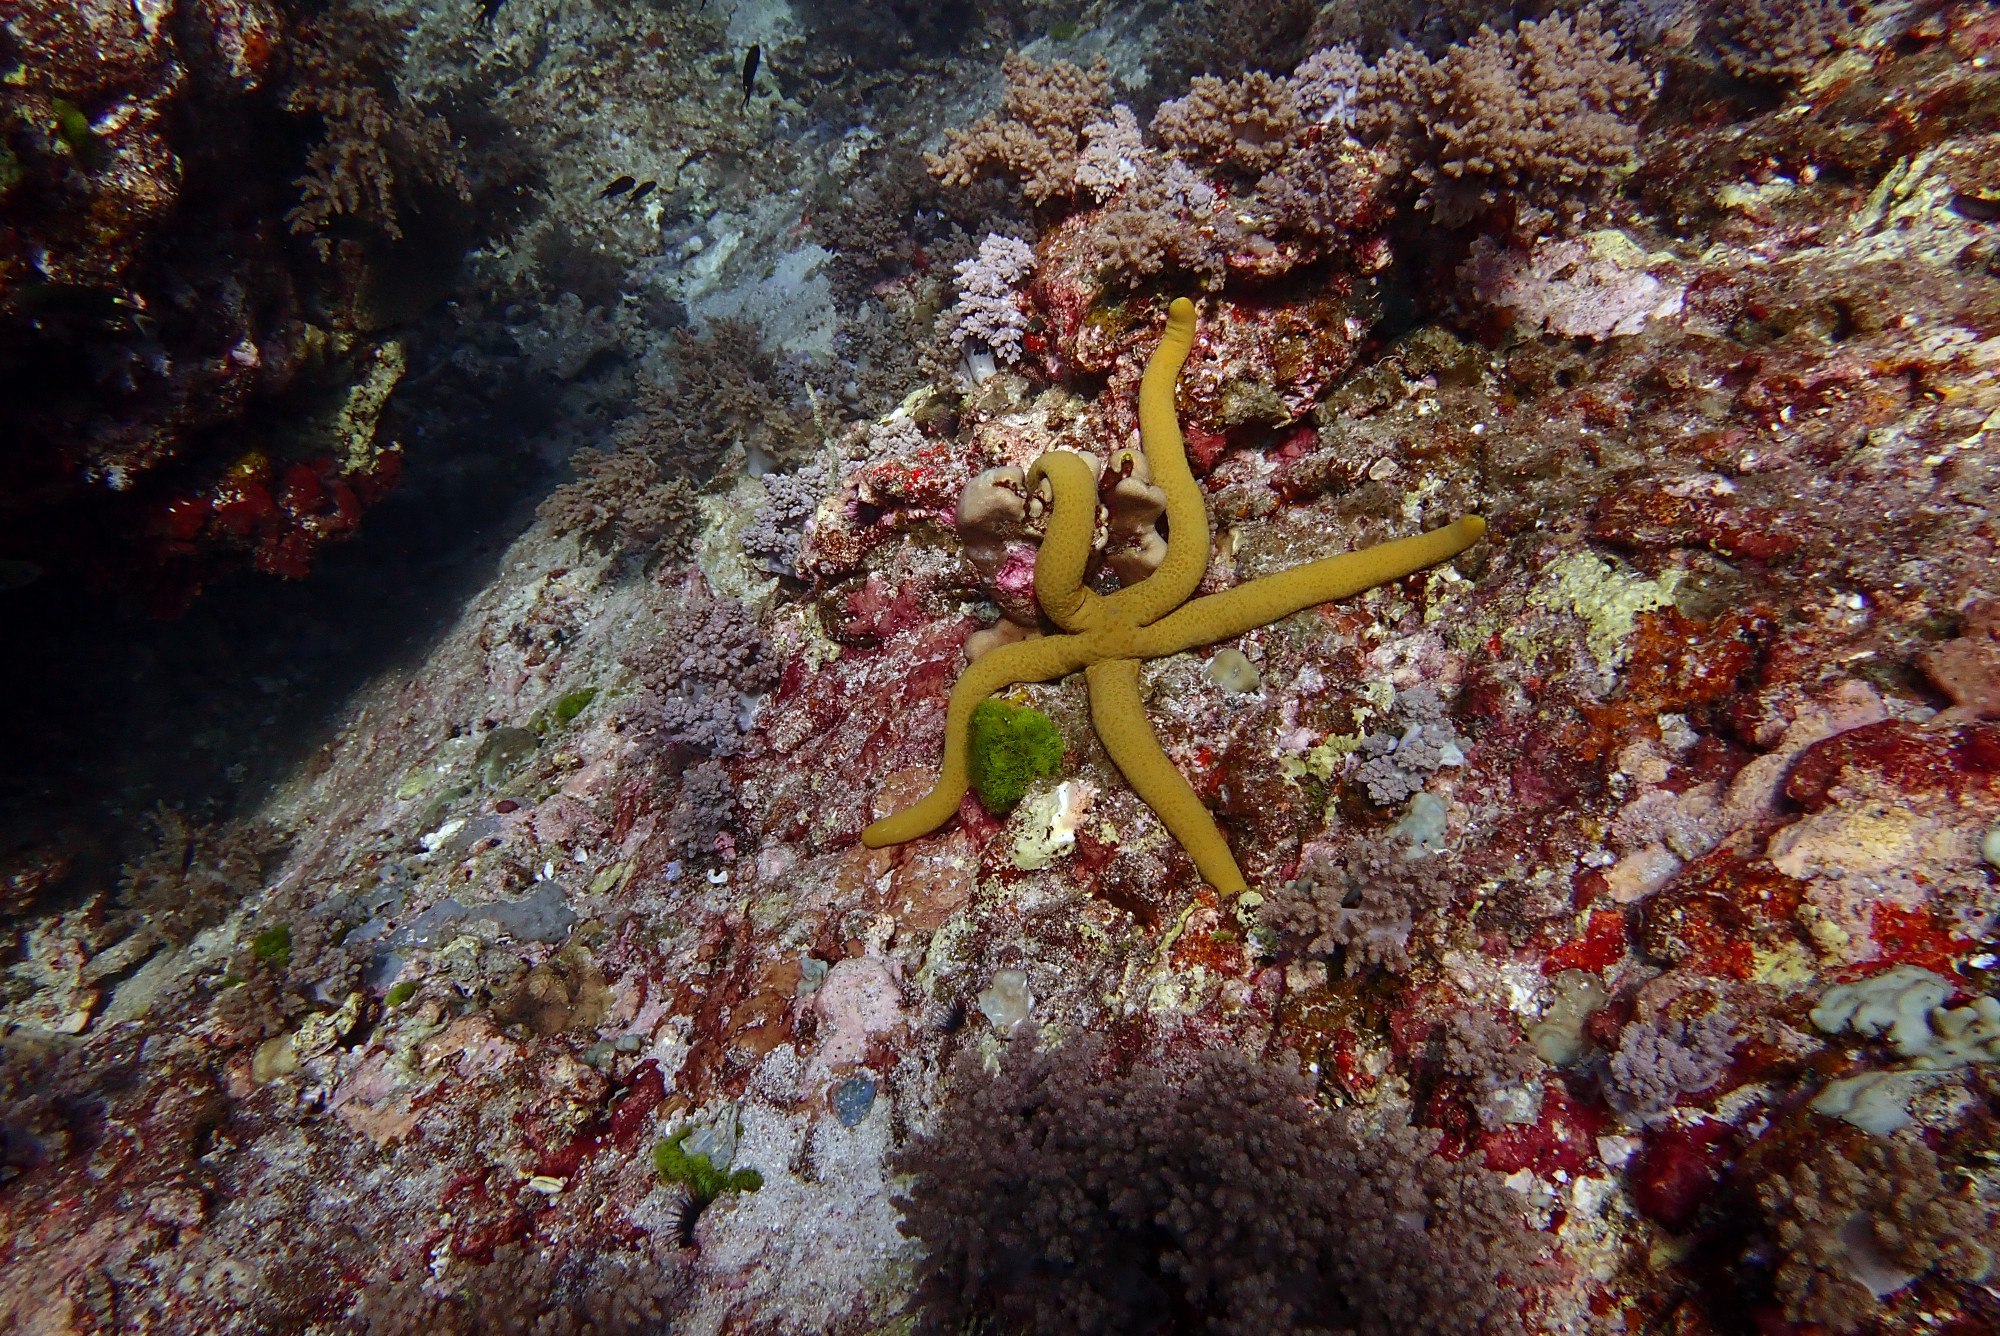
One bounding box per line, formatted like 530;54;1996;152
5;0;2000;1332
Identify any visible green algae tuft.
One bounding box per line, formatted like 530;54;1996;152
968;698;1064;814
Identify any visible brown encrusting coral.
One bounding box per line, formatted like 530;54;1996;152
894;1036;1539;1336
1758;1133;1995;1332
927;55;1118;205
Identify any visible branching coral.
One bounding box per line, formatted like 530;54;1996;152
1442;1010;1549;1128
627;591;778;756
664;758;739;856
1705;0;1853;80
926;55;1117;204
1758;1134;1994;1333
1353;683;1468;805
1262;838;1460;972
893;1035;1538;1336
1606;1006;1739;1116
1091;160;1245;289
537;448;696;562
618;319;812;475
742;459;832;576
1152;72;1307;179
1364;6;1654;224
945;233;1037;364
352;1241;684;1335
116;806;265;948
283;0;470;255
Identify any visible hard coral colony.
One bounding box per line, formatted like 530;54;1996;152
4;3;2000;1336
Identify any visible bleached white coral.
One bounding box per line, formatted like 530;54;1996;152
1461;231;1685;341
1291;45;1368;128
947;233;1038;365
1812;965;2000;1069
1075;105;1147;201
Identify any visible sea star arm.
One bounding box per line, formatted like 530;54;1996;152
861;632;1094;847
1023;450;1105;633
1133;515;1488;659
1102;297;1211;630
1085;658;1248;895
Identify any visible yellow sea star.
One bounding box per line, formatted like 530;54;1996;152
862;297;1488;894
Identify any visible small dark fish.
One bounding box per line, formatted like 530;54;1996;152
598;175;637;200
625;180;658;207
13;282;146;333
473;0;504;25
1951;191;2000;223
742;45;760;104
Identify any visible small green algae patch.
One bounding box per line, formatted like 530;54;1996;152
553;687;598;724
968;698;1064;813
1049;20;1079;39
653;1127;763;1199
386;981;418;1007
251;924;292;967
51;99;100;169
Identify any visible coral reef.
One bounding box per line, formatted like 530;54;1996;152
11;2;2000;1333
0;0;499;601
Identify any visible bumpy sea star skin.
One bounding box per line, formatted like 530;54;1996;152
863;297;1488;893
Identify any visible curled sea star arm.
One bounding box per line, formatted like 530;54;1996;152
1024;450;1105;633
1085;658;1248;895
1132;515;1489;659
1102;297;1210;630
860;632;1094;848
